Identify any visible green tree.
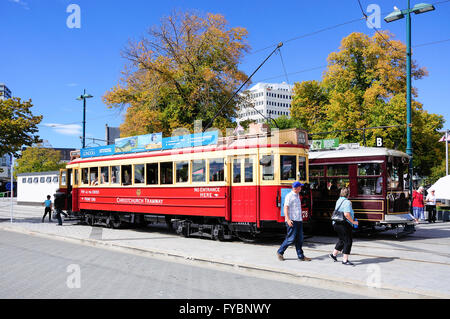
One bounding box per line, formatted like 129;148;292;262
291;32;444;177
104;11;250;137
14;146;66;178
0;97;42;157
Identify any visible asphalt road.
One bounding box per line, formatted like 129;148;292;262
0;230;366;299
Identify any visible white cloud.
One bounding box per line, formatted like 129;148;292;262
9;0;30;10
43;123;82;136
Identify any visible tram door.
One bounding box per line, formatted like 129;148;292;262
229;156;258;223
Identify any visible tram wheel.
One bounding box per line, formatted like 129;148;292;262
235;231;258;243
110;215;122;229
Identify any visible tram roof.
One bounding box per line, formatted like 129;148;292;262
309;145;410;160
69;131;308;165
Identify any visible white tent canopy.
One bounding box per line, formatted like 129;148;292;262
428;175;450;200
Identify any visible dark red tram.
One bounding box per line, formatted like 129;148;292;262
308;144;415;237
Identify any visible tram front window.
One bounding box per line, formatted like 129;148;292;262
261;155;274;181
388;157;405;190
298;156;307;181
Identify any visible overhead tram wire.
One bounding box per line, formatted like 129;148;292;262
203;42;283;132
250;0;450;56
357;0;401;52
277;47;290;84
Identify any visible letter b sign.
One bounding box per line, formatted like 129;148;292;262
376;137;383;147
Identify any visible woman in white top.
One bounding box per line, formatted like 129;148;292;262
426;189;437;223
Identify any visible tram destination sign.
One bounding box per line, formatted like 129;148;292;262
310;138;339;150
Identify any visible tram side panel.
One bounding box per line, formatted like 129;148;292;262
77;186;228;218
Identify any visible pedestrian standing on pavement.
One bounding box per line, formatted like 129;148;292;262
53;193;65;226
276;181;312;262
329;187;358;266
42;195;52;223
412;186;425;223
426;189;437;223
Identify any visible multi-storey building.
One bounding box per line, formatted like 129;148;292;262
0;83;12;100
237;82;294;124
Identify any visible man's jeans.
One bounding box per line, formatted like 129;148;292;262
277;221;305;259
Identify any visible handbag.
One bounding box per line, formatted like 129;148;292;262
331;199;347;223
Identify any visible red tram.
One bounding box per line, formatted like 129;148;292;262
308;144;415;236
57;127;311;241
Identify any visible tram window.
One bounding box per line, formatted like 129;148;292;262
122;165;132;186
33;177;39;183
298;156;307;181
100;167;109;184
134;164;145;184
358;163;382;195
53;176;59;183
309;165;324;177
27;178;32;184
328;178;349;192
233;159;241;183
388;159;402;190
22;178;27;183
261;155;274;181
244;158;253;183
111;166;120;184
81;168;89;184
327;165;349;177
90;167;98;185
160;162;173;185
209;158;224;182
176;161;189;183
358;163;381;176
281;155;296;180
146;163;158;185
358;178;382;195
192;160;206;183
61;171;67;186
73;170;78;185
40;177;45;183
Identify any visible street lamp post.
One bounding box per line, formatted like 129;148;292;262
384;1;435;194
76;89;93;149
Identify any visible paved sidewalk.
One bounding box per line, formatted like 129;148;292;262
1;200;450;299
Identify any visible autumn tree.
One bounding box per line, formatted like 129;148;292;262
0;97;42;157
14;145;66;178
291;32;444;177
104;11;249;137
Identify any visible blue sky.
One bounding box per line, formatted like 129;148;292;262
1;0;449;149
